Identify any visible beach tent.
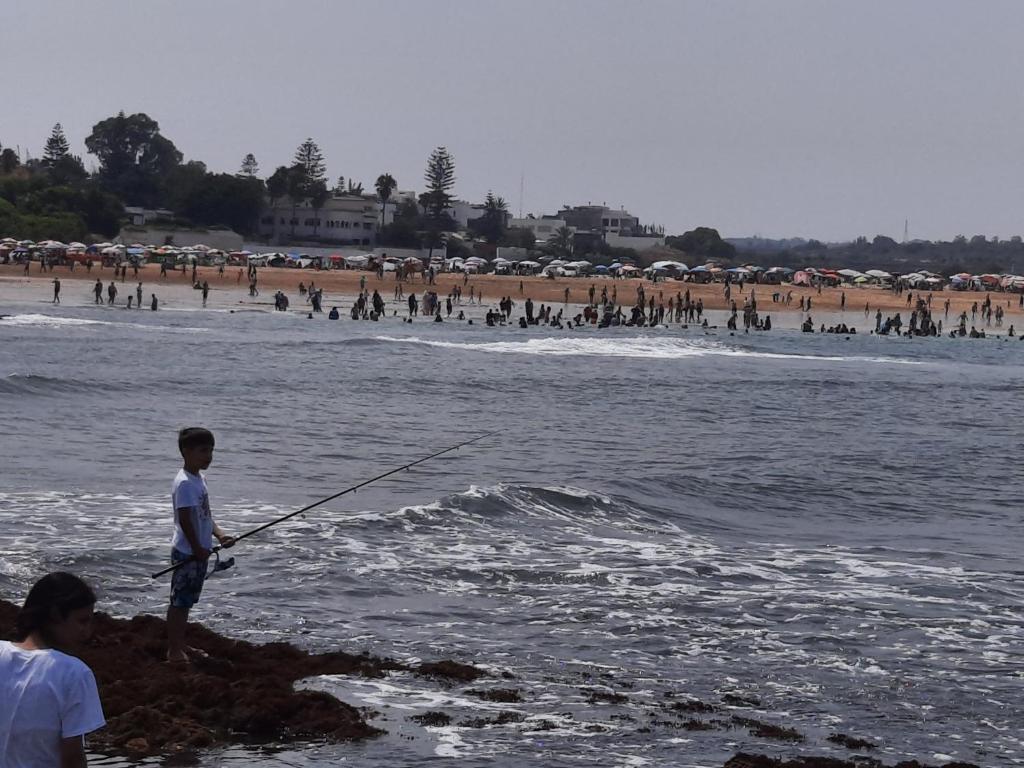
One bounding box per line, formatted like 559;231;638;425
792;270;812;286
865;269;892;280
651;260;688;273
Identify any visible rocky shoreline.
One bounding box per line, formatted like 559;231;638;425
0;600;981;767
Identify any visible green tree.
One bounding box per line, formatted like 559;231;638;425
293;138;326;184
333;175;346;195
547;225;574;256
499;226;536;250
419;146;456;258
378;197;422;248
308;179;329;236
286;163;308;238
471;191;508;244
267;166;289;207
0;147;21;175
85;111;182;207
239;153;259;177
42;123;71;166
375;172;397;228
169;172;265;236
664;227;736;262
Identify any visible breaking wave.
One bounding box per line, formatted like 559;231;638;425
373;334;923;364
0;313;208;332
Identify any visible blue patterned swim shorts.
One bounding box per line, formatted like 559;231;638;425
169;548;207;609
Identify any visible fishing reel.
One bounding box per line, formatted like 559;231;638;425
207;549;236;577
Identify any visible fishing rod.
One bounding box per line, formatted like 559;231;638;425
151;431;495;579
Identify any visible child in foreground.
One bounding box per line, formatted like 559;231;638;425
0;572;106;767
166;427;234;663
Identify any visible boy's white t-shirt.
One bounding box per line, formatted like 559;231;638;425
170;468;213;554
0;641;106;767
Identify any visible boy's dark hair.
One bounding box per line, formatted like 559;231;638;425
178;427;215;455
15;572;96;642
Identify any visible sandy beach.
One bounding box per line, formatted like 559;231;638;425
3;263;1022;333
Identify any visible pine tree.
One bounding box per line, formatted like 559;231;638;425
420;146;455;221
43;123;70;166
239;153;259;177
420;147;456;257
293;138;326;184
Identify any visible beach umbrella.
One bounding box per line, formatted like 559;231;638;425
594;265;609;272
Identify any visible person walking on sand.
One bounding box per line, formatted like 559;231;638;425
52;277;61;304
151;294;159;311
93;279;103;305
201;280;210;307
166;427;235;664
137;282;143;309
0;572;106;767
106;281;117;306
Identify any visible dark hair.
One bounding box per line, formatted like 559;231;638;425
15;572;96;642
178;427;215;455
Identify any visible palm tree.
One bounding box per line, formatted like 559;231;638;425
548;226;574;256
375;173;397;229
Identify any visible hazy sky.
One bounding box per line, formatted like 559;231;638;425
2;0;1022;242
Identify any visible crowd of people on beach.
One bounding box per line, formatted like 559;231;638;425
19;256;1024;341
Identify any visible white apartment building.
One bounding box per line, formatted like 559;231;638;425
259;194;380;245
508;216;571;242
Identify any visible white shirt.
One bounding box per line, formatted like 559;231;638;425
0;641;106;767
170;468;213;554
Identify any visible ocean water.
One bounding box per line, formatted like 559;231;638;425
1;301;1023;767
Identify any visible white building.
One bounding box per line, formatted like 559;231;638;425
259;194;380;246
509;216;571;243
447;200;489;229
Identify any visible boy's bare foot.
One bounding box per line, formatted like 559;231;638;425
187;646;209;660
165;651;191;664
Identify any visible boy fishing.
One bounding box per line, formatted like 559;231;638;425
166;427;234;663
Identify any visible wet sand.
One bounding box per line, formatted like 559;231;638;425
2;263;1021;327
